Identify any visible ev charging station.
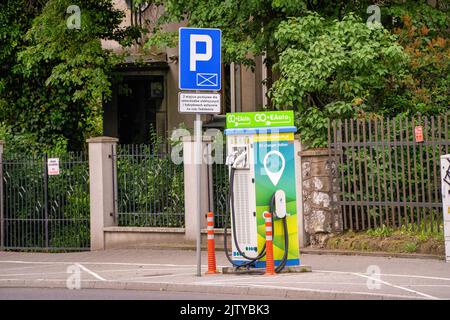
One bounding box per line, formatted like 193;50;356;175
224;111;301;272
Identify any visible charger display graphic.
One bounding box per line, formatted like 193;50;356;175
224;111;300;273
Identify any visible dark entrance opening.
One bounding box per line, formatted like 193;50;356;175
103;75;165;145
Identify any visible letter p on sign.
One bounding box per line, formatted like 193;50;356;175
190;35;212;71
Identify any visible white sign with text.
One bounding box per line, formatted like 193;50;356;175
178;93;221;114
48;158;60;176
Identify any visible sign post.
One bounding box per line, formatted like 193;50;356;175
195;113;202;276
179;27;222;276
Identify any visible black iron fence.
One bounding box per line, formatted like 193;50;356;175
329;114;450;232
1;152;90;251
211;159;229;228
113;145;184;227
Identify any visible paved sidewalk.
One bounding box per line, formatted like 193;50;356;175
0;249;449;300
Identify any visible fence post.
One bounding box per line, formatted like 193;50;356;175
294;136;307;248
43;153;49;248
0;140;4;250
87;136;118;251
182;135;211;243
299;148;343;246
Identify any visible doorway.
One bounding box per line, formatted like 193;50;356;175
103;75;165;145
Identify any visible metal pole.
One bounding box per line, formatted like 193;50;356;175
230;62;236;113
111;144;118;223
235;64;242;112
207;142;214;213
261;53;268;108
43;154;49;248
195;113;202;276
0;146;4;250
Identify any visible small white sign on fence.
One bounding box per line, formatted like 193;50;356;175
48;158;60;176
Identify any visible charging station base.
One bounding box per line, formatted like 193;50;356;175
222;265;312;275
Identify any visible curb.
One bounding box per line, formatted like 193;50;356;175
300;248;445;261
0;279;424;300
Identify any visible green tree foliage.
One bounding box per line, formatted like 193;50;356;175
270;13;409;147
143;0;308;67
0;0;46;151
143;0;448;147
0;1;44;75
0;0;139;152
140;0;409;67
383;2;449;116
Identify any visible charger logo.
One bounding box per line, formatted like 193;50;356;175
227;114;251;127
255;113;267;122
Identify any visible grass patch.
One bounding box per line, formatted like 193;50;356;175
324;223;445;255
403;242;418;253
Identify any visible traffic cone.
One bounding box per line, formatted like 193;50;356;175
264;211;275;275
206;211;217;274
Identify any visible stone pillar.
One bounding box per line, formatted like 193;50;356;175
182;136;212;242
0;141;4;250
87;136;119;251
300;148;342;246
294;137;307;248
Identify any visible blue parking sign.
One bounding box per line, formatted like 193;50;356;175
179;28;221;91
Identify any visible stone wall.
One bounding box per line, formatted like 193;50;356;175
300;148;342;246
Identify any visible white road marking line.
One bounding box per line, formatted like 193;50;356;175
93;267;199;273
0;271;69;277
245;281;368;286
351;272;439;300
315;269;450;282
0;279;103;283
0;260;212;268
0;266;205;277
75;263;106;282
0;264;57;272
410;284;450;288
373;273;450;282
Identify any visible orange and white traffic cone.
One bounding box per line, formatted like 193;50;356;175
206;211;217;274
264;211;275;275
